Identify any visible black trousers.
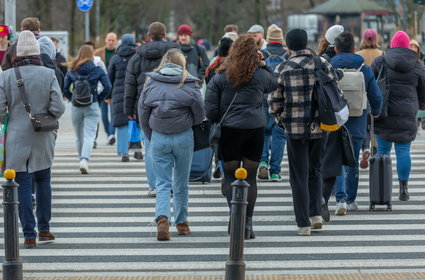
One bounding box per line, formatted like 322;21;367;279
286;136;326;227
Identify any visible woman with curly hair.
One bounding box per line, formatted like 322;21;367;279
205;34;278;239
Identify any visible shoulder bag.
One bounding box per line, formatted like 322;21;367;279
209;91;239;145
15;67;59;132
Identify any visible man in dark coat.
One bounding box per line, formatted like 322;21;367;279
124;22;176;197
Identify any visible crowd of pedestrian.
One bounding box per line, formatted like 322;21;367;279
1;16;425;246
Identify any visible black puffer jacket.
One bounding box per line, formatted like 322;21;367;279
108;43;136;127
205;66;278;129
124;40;177;116
372;47;425;143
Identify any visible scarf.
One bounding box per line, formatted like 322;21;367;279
12;56;42;68
205;56;224;78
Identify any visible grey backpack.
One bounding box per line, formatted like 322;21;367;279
338;65;367;117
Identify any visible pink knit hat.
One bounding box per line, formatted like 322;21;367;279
390;31;410;49
363;29;377;42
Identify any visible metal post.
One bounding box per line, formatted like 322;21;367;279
85;11;90;42
225;168;249;280
4;0;16;35
95;0;100;43
2;170;23;280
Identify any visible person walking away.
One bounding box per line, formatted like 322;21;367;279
0;25;10;66
206;34;278;239
0;31;66;248
411;39;425;134
371;31;425;201
330;32;382;213
139;49;205;241
51;37;68;76
356;29;383;169
177;24;210;83
317;25;344;61
257;24;287;182
125;22;176;197
64;45;111;174
38;36;64;91
269;29;336;236
95;32;118;145
247;24;267;50
106;34;139;162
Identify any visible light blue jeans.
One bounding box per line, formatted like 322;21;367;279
71;103;100;160
151;129;194;224
261;108;286;174
376;135;411;181
116;125;128;155
140;129;156;189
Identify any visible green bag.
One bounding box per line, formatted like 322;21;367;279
0;114;8;178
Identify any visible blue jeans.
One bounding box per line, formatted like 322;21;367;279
334;139;363;203
116;125;128;155
261;108;286;174
16;168;52;240
376;135;411;181
140;129;156;189
71;103;100;160
99;101;115;136
151;129;194;224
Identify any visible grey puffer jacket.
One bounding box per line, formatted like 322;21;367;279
138;63;206;140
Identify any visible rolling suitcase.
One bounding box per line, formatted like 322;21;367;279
189;147;213;183
369;117;393;211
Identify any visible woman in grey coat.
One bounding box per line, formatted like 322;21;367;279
0;31;66;248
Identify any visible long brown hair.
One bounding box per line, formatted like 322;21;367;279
69;45;94;71
317;36;330;56
217;34;259;87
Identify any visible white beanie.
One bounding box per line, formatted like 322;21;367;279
17;30;40;57
325;25;344;46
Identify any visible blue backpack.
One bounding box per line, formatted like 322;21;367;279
263;50;286;71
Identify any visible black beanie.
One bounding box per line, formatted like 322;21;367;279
286;28;308;51
218;37;233;57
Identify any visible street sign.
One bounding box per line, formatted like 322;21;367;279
76;0;93;12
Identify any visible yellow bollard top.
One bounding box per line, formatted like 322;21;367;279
235;168;247;180
4;169;16;180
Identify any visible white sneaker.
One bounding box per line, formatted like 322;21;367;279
79;159;88;174
297;226;311;236
310;216;322;229
335;201;347;216
147;188;156;197
347;201;358;211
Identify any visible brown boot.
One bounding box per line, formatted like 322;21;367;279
24;239;36;249
176;221;191;235
156;216;170;241
39;232;56;241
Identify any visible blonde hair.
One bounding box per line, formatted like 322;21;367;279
69;45;94;71
155;49;188;87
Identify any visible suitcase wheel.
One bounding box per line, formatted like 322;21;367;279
369;204;375;211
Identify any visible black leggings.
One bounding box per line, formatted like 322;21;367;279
220;127;264;217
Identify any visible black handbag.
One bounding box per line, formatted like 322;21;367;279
209;91;239;145
15;67;59;132
340;125;356;168
376;57;389;119
193;120;211;151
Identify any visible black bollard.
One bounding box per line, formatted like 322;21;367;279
2;169;23;280
225;168;249;280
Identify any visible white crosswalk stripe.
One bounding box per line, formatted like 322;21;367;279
2;129;425;276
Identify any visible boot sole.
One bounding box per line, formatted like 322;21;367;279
258;166;269;180
24;243;36;249
80;167;88;174
157;231;170;241
311;222;322;229
335;208;347;216
39;237;55;241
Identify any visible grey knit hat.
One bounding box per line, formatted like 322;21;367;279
17;30;40;56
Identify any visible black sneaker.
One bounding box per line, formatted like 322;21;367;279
108;135;116;145
321;203;330;222
121;154;130;162
134;151;143;160
213;166;221;179
93;141;97;149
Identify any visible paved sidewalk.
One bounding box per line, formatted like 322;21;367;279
22;272;425;280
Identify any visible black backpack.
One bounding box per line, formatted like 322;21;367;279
72;74;93;107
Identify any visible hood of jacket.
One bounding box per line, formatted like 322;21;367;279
384;47;419;73
117;43;136;58
331;52;365;69
38;36;56;60
136;40;175;60
76;61;96;75
145;63;199;84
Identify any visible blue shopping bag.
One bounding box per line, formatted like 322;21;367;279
128;120;142;150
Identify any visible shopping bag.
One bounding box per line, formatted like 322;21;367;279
128;120;142;150
0;114;8;178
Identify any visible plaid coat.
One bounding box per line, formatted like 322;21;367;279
268;50;338;140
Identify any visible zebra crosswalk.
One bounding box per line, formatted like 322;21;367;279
3;129;425;277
